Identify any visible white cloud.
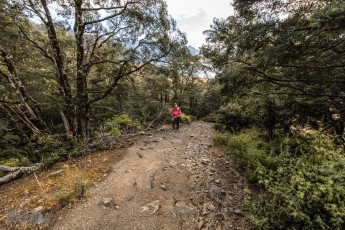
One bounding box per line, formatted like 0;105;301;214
166;0;234;48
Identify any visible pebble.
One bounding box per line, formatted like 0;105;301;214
233;210;244;216
175;202;193;213
140;200;160;213
34;206;43;213
101;197;113;207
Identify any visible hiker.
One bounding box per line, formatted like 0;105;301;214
170;102;181;131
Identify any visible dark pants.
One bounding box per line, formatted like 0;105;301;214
172;117;180;130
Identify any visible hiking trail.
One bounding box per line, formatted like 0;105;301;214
52;121;251;230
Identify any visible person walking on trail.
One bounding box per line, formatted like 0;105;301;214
171;102;181;131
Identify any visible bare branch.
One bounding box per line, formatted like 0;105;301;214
97;26;130;48
87;59;124;66
27;0;48;24
90;47;172;104
81;2;138;11
83;2;137;26
145;106;167;130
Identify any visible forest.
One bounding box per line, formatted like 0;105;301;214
0;0;219;179
1;0;345;229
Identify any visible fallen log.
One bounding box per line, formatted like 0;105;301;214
0;163;43;184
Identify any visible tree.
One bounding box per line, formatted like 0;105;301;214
6;0;185;139
202;0;345;134
0;0;50;136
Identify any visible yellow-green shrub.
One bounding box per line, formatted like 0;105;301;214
96;113;143;139
180;113;192;124
215;128;345;229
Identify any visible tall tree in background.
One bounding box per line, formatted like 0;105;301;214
202;0;345;134
4;0;185;139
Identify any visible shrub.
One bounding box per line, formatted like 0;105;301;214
216;128;345;229
202;112;221;123
94;114;143;149
216;98;262;131
180;113;192;124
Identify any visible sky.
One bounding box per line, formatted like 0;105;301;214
165;0;234;49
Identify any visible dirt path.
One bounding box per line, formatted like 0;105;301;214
51;121;251;230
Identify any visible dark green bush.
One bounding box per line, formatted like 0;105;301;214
29;133;69;168
202;112;222;123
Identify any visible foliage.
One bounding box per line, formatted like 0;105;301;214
215;128;345;229
57;165;92;202
0;132;69;170
0;0;187;140
201;112;221;123
180;113;192;124
0;0;214;177
31;134;69;168
95;114;143;145
216;99;261;131
202;0;345;137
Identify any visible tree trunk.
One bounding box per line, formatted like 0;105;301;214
74;0;89;139
39;0;75;136
60;111;73;139
0;163;42;184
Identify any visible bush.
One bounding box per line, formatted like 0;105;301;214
180;113;192;124
202;112;221;123
94;114;143;149
216;98;262;131
215;128;345;229
30;133;69;168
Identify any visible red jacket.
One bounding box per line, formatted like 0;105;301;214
171;107;181;118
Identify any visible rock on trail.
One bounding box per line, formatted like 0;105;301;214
52;121;251;230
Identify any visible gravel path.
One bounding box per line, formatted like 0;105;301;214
52;121;251;230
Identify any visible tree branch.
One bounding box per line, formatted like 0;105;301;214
90;48;172;104
83;2;137;26
250;90;345;99
236;60;308;92
27;0;48;24
0;163;43;184
81;2;138;11
0;99;21;104
16;24;53;61
280;64;345;69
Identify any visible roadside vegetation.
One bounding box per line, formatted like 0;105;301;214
205;0;345;229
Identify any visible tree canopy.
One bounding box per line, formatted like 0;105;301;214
1;0;187;139
202;0;345;136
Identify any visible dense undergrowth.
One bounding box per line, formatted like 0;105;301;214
0;112;194;173
0;114;140;171
214;127;345;229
